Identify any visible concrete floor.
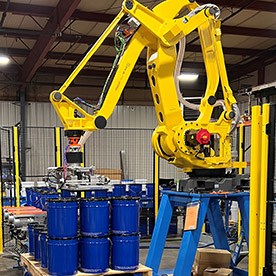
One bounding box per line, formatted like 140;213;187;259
0;238;248;276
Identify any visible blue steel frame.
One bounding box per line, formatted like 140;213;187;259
145;191;249;276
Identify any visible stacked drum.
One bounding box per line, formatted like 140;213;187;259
26;186;140;275
47;197;79;276
79;196;110;273
111;196;140;271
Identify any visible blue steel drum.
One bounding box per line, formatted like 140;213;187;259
111;197;139;234
168;216;177;235
26;188;32;206
79;236;109;273
139;217;147;236
113;184;126;197
47;198;78;239
149;216;154;235
40;230;48;268
129;184;142;197
61;190;72;197
48;238;78;276
111;234;139;271
27;222;38;255
80;198;109;237
33;225;45;261
41;192;59;211
36;191;43;209
95;189;108;198
30;189;38;207
146;184;153;198
85;191;92;197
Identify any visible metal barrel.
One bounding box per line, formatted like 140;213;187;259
94;189;108;198
146;184;153;198
40;230;48;268
36;191;43;209
85;191;92;197
111;234;140;271
47;198;79;239
111;197;139;234
61;190;72;197
27;222;38;256
113;184;126;197
25;188;32;206
41;192;59;211
33;225;45;261
80;198;109;237
129;184;142;197
79;236;109;273
140;215;148;237
30;188;39;207
47;237;78;276
149;213;155;235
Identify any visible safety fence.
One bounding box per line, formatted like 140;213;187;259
0;126;182;197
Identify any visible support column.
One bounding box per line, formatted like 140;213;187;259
19;88;26;181
249;106;262;276
259;104;270;275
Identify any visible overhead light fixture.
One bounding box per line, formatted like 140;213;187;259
0;55;10;65
178;73;199;81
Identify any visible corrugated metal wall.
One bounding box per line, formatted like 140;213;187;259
0;101;183;180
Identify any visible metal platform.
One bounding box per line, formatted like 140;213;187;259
145;191;249;276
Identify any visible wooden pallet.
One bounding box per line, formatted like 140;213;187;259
21;253;152;276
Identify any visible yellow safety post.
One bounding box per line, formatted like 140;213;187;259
55;127;61;167
239;124;244;175
14;127;20;207
202;223;206;233
81;146;85;198
238;212;241;237
0;176;3;254
238;123;244;236
249;106;262;276
259;104;270;275
154;153;159;220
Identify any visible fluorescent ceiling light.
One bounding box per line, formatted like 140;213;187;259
178;73;199;81
0;56;10;65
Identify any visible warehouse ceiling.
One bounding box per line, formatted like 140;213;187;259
0;0;275;103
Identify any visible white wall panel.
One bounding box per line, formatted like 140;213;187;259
0;101;20;126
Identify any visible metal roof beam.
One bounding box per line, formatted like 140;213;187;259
0;29;268;57
222;26;276;39
19;0;81;84
229;49;276;80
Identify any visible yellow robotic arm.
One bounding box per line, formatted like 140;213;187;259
50;0;245;172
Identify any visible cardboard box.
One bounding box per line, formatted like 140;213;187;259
94;169;122;180
193;248;231;275
203;268;233;276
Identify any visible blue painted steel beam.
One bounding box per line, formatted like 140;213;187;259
207;198;230;251
173;197;210;276
236;195;250;247
145;194;173;273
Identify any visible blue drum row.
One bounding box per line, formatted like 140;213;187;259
25;187;59;210
27;195;140;275
28;224;140;275
113;183;153;198
59;184;154;199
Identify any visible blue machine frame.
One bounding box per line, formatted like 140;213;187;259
145;191;249;276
